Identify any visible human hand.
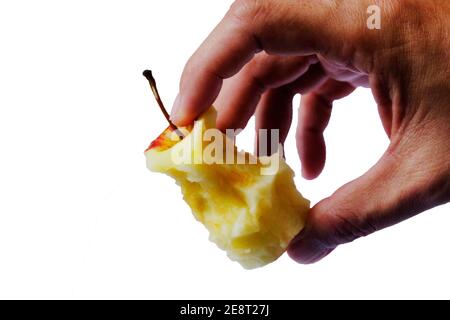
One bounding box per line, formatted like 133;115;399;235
170;0;450;263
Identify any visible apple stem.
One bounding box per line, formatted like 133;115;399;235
143;70;184;139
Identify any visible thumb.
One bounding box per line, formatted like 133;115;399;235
288;135;450;264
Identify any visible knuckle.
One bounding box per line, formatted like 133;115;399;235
310;203;378;248
331;211;378;245
229;0;267;23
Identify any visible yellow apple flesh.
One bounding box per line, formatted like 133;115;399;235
145;107;309;269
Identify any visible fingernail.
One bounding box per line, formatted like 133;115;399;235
287;231;333;264
289;229;306;247
170;93;182;122
288;238;329;264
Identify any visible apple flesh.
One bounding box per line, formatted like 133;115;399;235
145;107;309;269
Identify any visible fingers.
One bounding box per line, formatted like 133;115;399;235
288;132;450;264
297;80;355;179
254;63;327;156
215;53;316;131
171;0;364;126
254;87;294;156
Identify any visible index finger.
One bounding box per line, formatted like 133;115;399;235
170;0;364;126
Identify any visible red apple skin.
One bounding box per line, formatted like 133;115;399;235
145;124;193;152
145;126;173;152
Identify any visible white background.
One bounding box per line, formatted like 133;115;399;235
0;0;449;299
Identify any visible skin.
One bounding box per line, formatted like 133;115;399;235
170;0;450;263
